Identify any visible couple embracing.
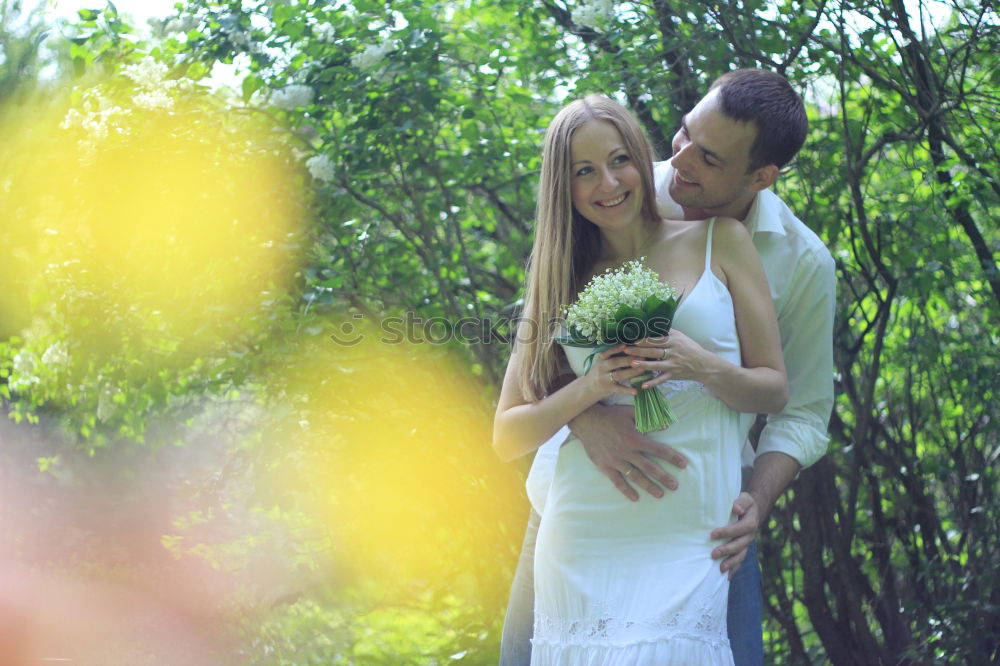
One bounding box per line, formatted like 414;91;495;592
493;69;835;665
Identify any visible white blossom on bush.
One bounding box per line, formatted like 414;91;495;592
571;0;614;30
350;40;398;70
122;57;178;110
10;350;40;391
60;102;133;156
313;22;336;42
165;14;200;34
227;29;263;53
97;388;118;422
305;154;336;182
123;57;169;89
271;84;315;110
41;342;69;368
134;88;175;111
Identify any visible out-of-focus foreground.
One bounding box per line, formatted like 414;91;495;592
1;1;997;664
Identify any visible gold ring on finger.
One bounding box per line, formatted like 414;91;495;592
660;348;667;360
623;465;635;478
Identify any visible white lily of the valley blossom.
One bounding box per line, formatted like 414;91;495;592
565;259;676;344
271;84;315;110
350;40;398;70
571;0;614;30
305;154;336;182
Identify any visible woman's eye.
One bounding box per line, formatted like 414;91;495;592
613;154;630;165
575;166;593;177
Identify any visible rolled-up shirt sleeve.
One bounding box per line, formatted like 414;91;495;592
756;245;836;468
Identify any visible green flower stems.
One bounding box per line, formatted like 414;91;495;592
630;372;676;433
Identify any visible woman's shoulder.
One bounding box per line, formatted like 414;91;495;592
707;217;763;278
710;216;751;241
709;216;754;256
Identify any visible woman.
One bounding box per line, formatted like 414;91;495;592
493;95;787;664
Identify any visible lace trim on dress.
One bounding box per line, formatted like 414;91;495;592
656;379;710;404
533;597;727;649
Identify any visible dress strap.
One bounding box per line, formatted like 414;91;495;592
703;217;717;275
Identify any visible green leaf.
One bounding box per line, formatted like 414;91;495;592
641;294;664;313
78;9;101;21
647;298;679;336
273;4;297;26
242;74;264;103
613;304;645;322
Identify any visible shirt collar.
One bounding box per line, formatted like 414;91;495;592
745;189;788;238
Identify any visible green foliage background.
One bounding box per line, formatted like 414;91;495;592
0;0;997;663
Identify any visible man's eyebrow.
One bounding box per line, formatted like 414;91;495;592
701;145;724;165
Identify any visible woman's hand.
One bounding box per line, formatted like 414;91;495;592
587;344;646;399
622;331;716;388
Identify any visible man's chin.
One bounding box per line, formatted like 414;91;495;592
667;183;697;207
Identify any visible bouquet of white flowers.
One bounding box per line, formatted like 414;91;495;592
557;260;680;433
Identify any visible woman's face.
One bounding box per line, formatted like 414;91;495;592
570;120;644;231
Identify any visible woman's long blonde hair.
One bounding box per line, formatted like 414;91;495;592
517;95;660;401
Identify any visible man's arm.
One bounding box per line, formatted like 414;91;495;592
754;246;836;467
569;403;688;501
711;245;836;573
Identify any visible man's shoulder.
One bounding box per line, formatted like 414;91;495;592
756;189;832;262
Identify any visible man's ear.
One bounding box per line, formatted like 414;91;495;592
750;164;779;192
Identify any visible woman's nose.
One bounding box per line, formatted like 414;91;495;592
599;168;619;190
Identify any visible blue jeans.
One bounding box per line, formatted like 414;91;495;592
727;539;764;666
498;510;764;666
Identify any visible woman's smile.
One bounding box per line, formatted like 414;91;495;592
595;192;630;207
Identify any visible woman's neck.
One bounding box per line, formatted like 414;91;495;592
598;219;661;264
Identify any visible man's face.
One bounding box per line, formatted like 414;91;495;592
667;89;763;221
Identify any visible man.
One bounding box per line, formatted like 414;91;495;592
500;69;835;666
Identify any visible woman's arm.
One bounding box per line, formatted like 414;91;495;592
626;217;787;414
492;345;642;461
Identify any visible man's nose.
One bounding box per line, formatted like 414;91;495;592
671;141;694;170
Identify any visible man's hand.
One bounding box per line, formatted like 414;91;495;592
569;403;687;502
710;492;760;579
711;452;799;577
